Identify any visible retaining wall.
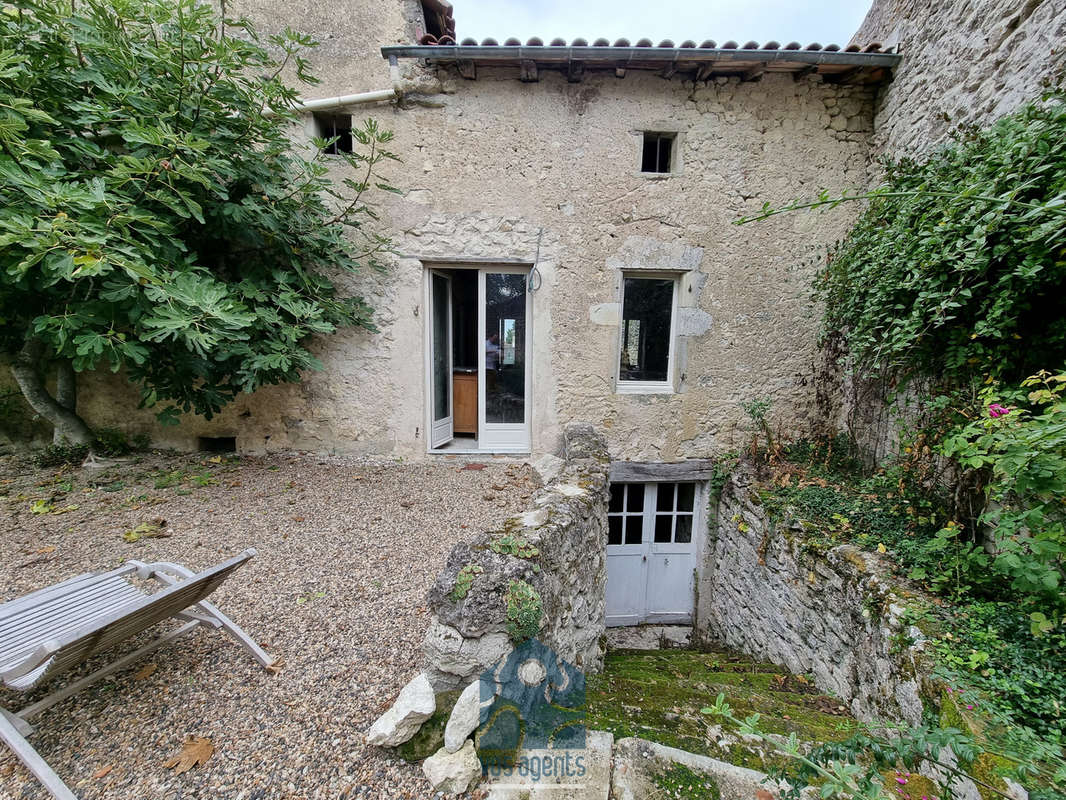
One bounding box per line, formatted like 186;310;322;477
421;423;609;689
699;466;926;725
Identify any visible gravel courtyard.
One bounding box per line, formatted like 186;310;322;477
0;451;537;799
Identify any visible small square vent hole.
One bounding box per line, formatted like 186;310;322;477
641;132;675;173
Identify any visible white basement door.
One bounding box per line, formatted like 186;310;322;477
605;481;698;627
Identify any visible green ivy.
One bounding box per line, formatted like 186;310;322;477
806;88;1066;384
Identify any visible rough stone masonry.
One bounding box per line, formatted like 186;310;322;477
700;465;926;725
422;423;610;690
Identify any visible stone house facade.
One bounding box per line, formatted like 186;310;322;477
5;0;1063;629
78;0;896;465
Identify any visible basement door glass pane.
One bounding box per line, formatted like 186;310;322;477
654;514;673;543
485;273;526;424
609;484;625;513
624;516;642;545
431;272;450;422
677;482;695;512
608;515;623;545
626;483;644;512
657;483;675;512
619;277;673;382
675;515;692;543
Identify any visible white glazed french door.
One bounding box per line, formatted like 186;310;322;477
605;481;700;627
477;268;531;453
428;270;454;449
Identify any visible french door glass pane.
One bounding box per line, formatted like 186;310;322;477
485;273;526;424
656;483;675;512
654;515;673;543
609;484;624;513
619;277;673;382
431;273;449;422
608;515;623;545
624;516;642;545
627;483;645;512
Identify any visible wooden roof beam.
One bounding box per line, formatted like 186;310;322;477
519;59;538;82
742;64;765;82
456;59;476;79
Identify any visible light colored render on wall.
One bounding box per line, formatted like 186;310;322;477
76;62;876;461
71;0;877;462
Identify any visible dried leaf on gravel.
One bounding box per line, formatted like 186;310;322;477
163;736;214;775
123;521;169;543
133;663;157;680
35;545;56;554
265;657;285;675
93;765;114;779
461;463;486;471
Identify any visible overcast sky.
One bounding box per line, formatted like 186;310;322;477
454;0;874;47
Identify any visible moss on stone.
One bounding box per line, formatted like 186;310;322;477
938;691;1018;800
880;769;940;800
585;649;856;776
393;690;462;762
651;763;722;800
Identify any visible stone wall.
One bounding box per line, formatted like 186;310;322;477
421;423;609;690
830;1;1066;462
855;0;1066;158
699;466;925;725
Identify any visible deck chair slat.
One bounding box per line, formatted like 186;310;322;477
1;549;269;800
0;582;145;667
0;567;137;622
0;578;144;640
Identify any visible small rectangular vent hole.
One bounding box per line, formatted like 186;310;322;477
198;436;236;453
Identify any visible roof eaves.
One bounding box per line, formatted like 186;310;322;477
382;43;900;69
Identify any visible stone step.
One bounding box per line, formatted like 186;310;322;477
483;730;613;800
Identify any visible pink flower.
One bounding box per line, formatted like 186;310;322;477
966;703;975;709
897;777;909;785
988;403;1012;418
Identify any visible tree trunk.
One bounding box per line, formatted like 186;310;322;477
11;337;94;446
53;358;77;442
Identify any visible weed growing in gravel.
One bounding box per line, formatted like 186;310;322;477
153;470;186;489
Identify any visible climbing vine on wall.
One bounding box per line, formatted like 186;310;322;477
744;87;1066;385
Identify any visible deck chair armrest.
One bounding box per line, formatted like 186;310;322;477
0;639;62;684
129;548;257;584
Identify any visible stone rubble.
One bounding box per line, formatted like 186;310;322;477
365;672;436;747
422;740;481;795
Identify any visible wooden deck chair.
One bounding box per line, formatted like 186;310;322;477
0;548;276;800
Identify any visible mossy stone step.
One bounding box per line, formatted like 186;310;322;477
586;648;856;775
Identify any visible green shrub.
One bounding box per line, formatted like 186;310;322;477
32;441;90;467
